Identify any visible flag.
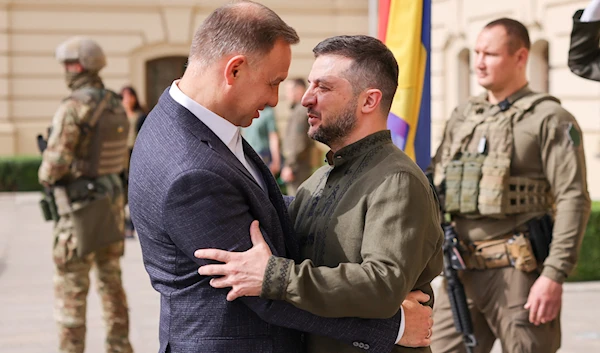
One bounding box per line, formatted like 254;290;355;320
378;0;431;171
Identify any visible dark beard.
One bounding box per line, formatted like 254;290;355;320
309;103;357;147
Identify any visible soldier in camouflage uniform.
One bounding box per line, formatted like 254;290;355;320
38;36;133;353
429;19;591;353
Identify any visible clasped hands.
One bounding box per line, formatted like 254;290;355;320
194;220;434;347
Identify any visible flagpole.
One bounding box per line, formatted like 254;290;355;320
368;0;378;37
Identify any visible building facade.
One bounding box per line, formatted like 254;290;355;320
0;0;598;198
0;0;368;154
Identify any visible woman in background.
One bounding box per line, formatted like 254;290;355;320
120;85;147;239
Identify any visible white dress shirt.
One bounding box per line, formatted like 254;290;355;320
169;80;266;191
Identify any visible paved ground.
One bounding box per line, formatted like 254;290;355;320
1;192;599;353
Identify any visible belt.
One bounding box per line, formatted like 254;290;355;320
461;231;538;272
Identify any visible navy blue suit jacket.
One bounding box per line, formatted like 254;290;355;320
129;90;401;353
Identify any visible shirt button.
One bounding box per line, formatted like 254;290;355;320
353;342;359;347
364;344;370;350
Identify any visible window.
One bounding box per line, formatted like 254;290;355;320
145;56;188;110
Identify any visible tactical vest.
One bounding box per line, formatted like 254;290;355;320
444;92;559;218
70;88;129;178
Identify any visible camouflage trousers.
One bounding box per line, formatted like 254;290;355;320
53;213;133;353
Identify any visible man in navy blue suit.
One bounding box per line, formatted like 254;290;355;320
129;1;433;352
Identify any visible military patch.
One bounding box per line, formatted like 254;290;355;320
567;123;581;147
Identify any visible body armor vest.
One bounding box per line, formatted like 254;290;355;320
71;88;129;178
444;92;559;218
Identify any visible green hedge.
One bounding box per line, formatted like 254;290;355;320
568;201;600;282
0;156;43;192
0;155;599;281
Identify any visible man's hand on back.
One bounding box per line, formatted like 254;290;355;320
195;220;272;301
398;291;433;347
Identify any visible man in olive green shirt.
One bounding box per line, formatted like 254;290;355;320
196;35;444;353
429;18;590;353
281;78;313;196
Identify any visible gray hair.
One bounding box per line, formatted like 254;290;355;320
189;1;299;66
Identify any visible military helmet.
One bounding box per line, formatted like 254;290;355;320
55;36;106;72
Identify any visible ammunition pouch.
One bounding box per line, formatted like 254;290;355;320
53;175;123;257
477;153;511;216
39;191;59;222
460;153;485;214
461;233;538;273
444;160;464;213
444;151;552;218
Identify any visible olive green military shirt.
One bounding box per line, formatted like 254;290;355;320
430;86;591;283
262;131;444;353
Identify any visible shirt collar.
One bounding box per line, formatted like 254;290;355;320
479;84;533;115
325;130;392;167
169;80;239;151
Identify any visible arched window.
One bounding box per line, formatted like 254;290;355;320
528;40;549;92
145;56;188;110
458;48;471;104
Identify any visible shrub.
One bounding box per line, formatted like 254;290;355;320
568;201;600;282
0;156;43;192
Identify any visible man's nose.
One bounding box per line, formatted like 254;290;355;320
268;88;279;107
301;88;315;107
475;53;485;69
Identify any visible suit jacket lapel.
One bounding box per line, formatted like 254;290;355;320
243;140;300;260
168;96;261;189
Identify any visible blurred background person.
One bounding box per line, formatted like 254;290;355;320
38;36;133;353
241;106;281;176
121;85;147;142
569;0;600;81
280;78;313;195
120;85;147;239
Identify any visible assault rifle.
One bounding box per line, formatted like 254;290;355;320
426;173;477;353
442;223;477;353
37;127;59;222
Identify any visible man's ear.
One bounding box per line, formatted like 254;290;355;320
361;89;383;114
516;47;529;68
224;55;247;85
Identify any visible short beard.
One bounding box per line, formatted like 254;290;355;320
309;101;358;147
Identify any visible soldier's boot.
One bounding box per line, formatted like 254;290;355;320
95;242;133;353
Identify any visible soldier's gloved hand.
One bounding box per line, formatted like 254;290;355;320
397;290;433;347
